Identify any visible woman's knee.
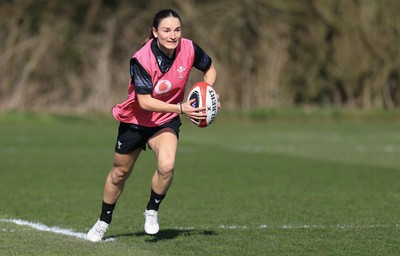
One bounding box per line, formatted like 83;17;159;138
157;158;175;178
109;165;131;185
109;151;139;184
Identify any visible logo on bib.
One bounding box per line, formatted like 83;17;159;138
177;66;185;79
154;80;172;94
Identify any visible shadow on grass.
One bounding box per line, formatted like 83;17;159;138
105;229;217;242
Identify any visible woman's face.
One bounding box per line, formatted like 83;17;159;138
152;16;182;56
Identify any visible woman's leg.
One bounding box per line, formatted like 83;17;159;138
147;128;178;196
143;128;178;235
87;148;141;242
103;148;142;204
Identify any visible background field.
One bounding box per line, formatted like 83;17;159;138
0;111;399;255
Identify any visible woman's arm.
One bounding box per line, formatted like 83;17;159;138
136;94;207;120
136;63;217;119
136;94;180;113
203;63;220;110
203;64;217;87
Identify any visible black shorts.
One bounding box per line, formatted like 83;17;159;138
114;117;181;154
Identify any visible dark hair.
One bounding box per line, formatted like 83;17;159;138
149;9;182;39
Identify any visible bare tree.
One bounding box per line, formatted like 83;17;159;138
0;0;399;112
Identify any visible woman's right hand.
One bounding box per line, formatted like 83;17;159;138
181;98;207;125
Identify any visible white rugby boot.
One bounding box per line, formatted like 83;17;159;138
144;209;159;235
87;219;109;242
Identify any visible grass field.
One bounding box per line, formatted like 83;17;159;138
0;111;399;255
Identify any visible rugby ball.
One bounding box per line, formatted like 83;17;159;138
186;82;218;128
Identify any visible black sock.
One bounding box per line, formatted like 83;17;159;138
146;189;166;211
99;201;116;224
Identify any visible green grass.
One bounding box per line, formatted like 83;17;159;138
0;111;399;255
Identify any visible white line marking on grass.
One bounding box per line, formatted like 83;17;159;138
2;218;397;242
156;223;399;231
218;224;397;230
176;224;398;230
0;219;114;242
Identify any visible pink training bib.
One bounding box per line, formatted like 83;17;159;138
112;38;195;127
